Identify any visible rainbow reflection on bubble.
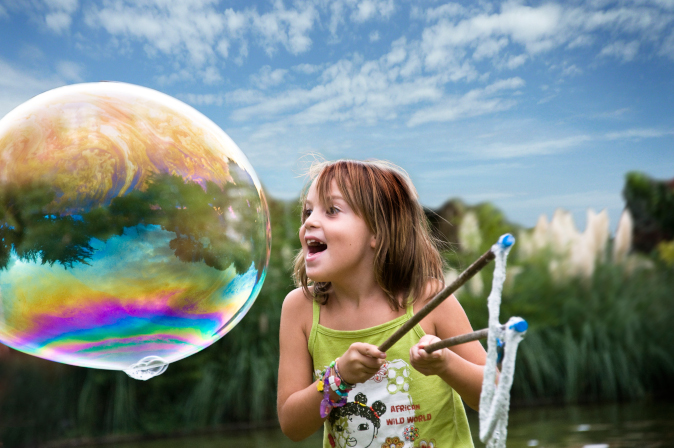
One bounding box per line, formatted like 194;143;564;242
0;82;270;379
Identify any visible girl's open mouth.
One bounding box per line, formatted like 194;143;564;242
306;239;327;257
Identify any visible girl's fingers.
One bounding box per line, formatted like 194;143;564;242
355;343;386;359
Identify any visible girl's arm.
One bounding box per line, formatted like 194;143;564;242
409;292;487;411
277;289;388;440
277;288;326;441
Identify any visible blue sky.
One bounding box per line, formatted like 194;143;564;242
1;0;673;232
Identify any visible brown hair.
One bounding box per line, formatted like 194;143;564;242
293;159;445;310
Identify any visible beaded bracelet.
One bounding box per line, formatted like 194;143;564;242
318;359;354;418
334;358;356;390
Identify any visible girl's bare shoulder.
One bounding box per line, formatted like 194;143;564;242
413;278;444;311
413;278;467;337
281;287;315;337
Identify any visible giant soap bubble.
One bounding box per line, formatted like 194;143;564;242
0;82;270;380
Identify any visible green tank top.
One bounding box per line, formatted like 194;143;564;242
308;300;474;448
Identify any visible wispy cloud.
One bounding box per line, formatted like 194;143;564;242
0;58;68;116
55;60;84;81
251;65;289;90
44;0;79;33
407;77;525;126
418;1;674;73
350;0;395;23
502;191;623;213
466;127;674;159
599;40;640;62
605;128;674;139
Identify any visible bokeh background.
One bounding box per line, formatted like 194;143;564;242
1;1;673;447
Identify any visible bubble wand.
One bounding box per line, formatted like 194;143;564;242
377;234;527;448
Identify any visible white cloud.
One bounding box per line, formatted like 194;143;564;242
475;134;593;159
228;43;449;126
560;63;582;76
424;3;466;22
55;60;84;81
0;59;68;117
464;126;674;159
84;0;225;67
156;69;194;86
407;77;524;126
503;53;528;69
418;1;674;76
369;30;380;42
599;40;640;61
179;93;225;107
251;2;318;55
594;107;630;118
502;191;622;212
43;0;78;33
251;65;289;89
660;30;674;59
45;11;72;33
350;0;395;23
292;63;324;74
83;0;318;73
201;66;222;85
604;128;674;139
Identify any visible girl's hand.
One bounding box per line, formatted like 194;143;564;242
338;343;387;384
410;335;449;376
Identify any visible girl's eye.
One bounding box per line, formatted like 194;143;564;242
358;423;369;431
303;209;312;218
327;206;339;215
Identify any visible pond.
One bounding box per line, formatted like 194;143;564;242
95;401;673;448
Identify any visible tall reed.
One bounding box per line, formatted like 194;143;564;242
458;253;674;404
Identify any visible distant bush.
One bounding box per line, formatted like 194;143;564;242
623;171;674;253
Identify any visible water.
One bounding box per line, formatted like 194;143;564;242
93;401;673;448
467;401;674;448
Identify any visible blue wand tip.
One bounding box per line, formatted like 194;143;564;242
509;319;528;333
498;233;515;248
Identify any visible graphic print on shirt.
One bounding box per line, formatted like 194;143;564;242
318;359;435;448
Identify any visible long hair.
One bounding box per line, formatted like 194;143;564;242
293;159;445;309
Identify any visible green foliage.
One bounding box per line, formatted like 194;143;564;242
657;240;674;266
459;255;674;404
0;170;264;272
623;171;674;253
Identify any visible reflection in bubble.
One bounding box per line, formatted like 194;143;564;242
0;82;270;379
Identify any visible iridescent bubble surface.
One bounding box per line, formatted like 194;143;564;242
0;82;270;379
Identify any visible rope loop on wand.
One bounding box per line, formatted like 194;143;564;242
478;235;527;448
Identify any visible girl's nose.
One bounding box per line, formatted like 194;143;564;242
304;212;319;229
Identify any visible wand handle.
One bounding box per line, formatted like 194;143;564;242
423;328;489;352
377;248;496;352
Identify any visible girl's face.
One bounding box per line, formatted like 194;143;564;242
300;179;376;284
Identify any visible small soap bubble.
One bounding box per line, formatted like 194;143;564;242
124;356;169;381
0;82;270;379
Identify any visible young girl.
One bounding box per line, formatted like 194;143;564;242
277;160;486;448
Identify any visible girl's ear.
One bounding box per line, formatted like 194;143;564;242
370;234;376;249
